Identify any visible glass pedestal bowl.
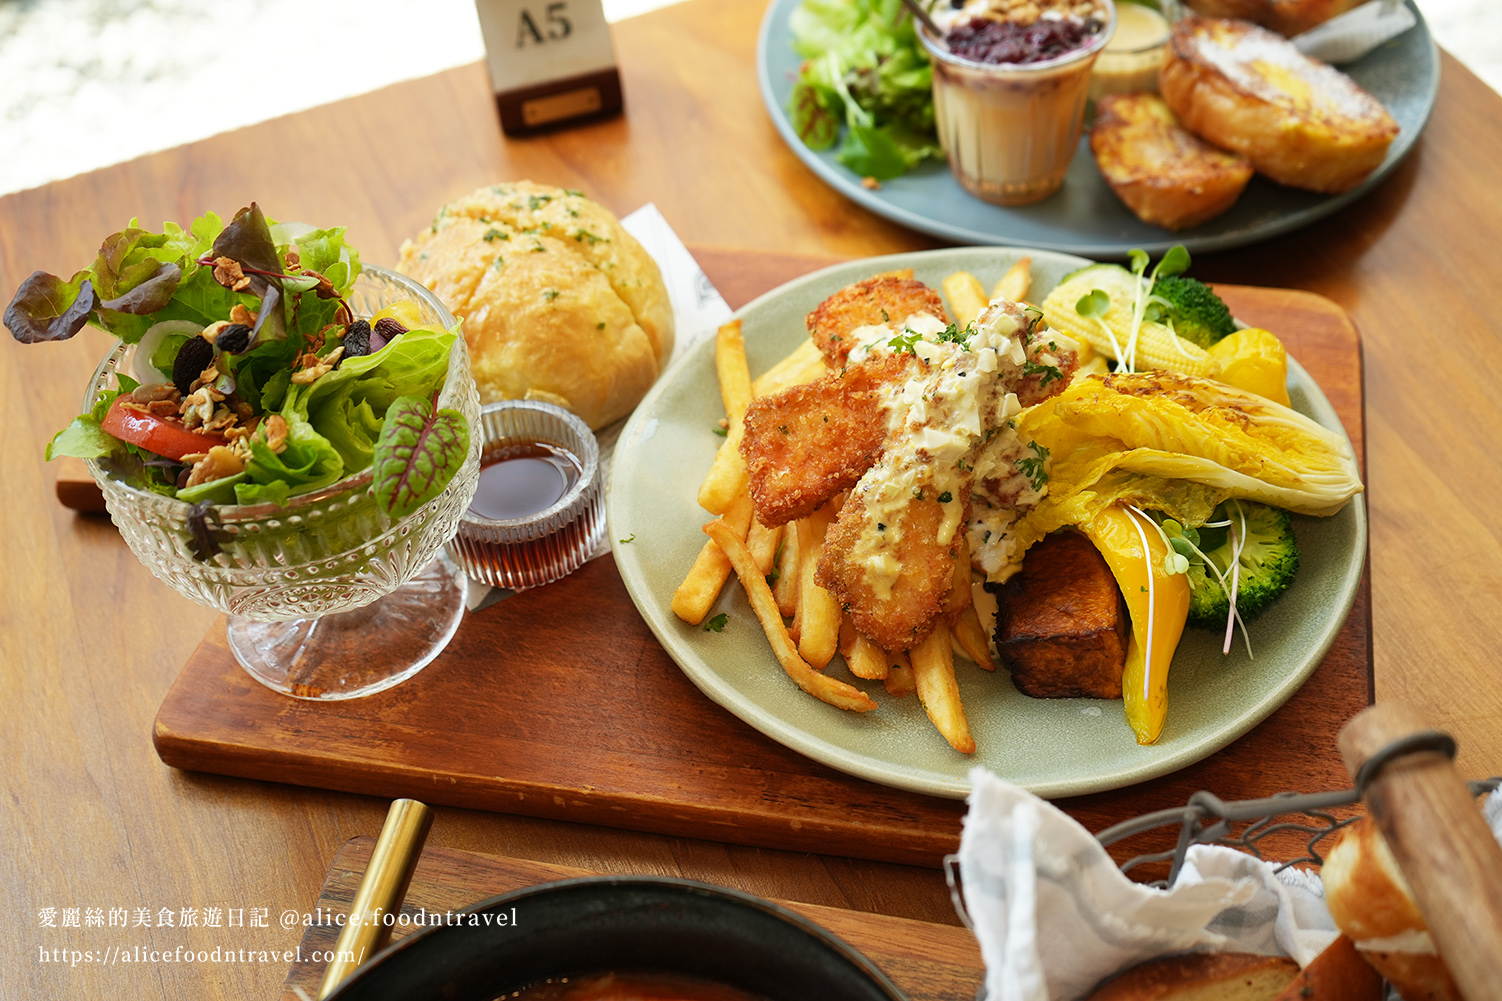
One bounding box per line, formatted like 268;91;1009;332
84;265;482;700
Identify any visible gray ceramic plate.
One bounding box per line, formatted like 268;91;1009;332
607;248;1366;799
756;0;1438;257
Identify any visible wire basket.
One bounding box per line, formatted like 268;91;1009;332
945;731;1502;999
1093;732;1500;888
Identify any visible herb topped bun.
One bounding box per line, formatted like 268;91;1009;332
398;182;674;430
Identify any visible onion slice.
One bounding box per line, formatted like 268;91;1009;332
131;319;206;387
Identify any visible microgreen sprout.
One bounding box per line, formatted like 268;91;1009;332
1131;504;1253;657
1076;289;1126;368
1122;245;1191;372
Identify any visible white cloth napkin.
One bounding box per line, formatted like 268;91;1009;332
462;203;732;611
956;768;1342;1001
1292;0;1417;65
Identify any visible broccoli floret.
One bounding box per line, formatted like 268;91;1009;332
1185;501;1300;627
1151;275;1237;349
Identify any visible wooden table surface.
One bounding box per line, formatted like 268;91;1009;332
4;1;1501;997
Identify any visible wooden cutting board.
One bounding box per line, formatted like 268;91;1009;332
282;836;985;1001
152;249;1372;868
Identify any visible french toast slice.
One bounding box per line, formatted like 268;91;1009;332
1160;16;1399;193
1091;92;1255;230
1183;0;1364;37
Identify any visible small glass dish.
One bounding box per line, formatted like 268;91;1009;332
1089;0;1183;100
84;265;482;700
448;400;604;591
919;1;1118;206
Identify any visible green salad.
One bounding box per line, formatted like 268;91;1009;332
787;0;941;180
4;204;469;543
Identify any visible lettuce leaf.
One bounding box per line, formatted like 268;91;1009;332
45;416;120;461
787;0;939;178
372;394;471;520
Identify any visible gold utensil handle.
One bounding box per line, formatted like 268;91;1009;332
317;799;434;999
1338;703;1502;1001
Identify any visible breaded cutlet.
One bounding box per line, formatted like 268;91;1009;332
806;277;948;365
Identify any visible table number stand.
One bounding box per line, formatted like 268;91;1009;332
476;0;623;134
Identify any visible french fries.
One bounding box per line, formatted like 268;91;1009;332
943;272;989;328
746;517;781;577
942;257;1035;329
993;257;1031;303
772;521;799;617
885;651;916;698
698;320;756;515
715;319;752;420
839;620;890;680
751;340;827;397
676;280;1017;754
704;520;877;713
911;622;975;754
671;493;755;625
795;504;842;669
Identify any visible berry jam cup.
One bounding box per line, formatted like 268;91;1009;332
920;1;1117;206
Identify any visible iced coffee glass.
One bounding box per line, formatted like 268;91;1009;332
920;0;1117;206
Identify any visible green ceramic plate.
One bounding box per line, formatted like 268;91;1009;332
756;0;1438;258
607;248;1366;799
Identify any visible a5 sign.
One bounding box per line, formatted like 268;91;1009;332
476;0;624;133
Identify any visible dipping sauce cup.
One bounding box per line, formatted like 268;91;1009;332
920;0;1117;206
1090;0;1179;100
448;400;604;590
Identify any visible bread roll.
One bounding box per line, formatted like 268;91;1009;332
1084;952;1298;1000
398;182;674;429
1091;92;1254;230
1322;817;1462;1001
1159;17;1399;194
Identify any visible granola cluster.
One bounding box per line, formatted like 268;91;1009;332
116;299;407;493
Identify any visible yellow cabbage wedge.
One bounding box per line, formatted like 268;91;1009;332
995;370;1363;744
1018;371;1363;530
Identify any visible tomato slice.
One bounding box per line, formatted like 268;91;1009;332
100;397;228;461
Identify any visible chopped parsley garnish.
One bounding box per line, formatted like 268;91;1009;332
712;425;728;437
1016;441;1050;491
619;533;636;544
483;228;508;242
571;228;606;245
937;491;953;503
1022;357;1063;387
889;328;923;354
704;613;729;632
528;194;552;210
935;321;974;348
542;289;560;301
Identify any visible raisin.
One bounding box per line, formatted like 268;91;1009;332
216;323;253;354
370;316;407;352
172;336;215;396
342;319;372;360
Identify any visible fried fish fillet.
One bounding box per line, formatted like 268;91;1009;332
807;277;948;365
741;354;911;527
819;487;965;652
